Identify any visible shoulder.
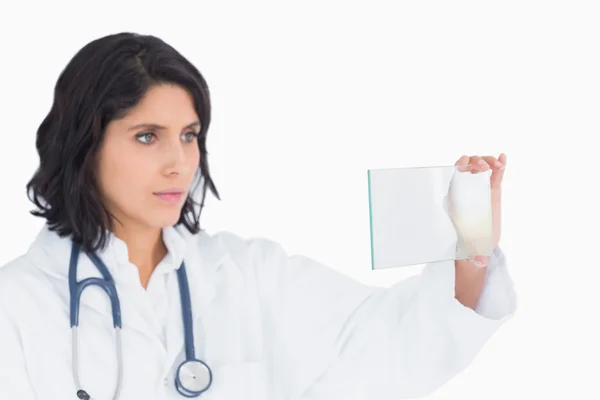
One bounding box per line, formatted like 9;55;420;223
181;229;348;289
0;252;49;321
181;227;287;265
0;225;69;303
0;253;39;290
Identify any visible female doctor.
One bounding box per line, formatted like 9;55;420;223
0;32;516;400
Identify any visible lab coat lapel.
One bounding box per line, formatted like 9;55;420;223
73;252;162;340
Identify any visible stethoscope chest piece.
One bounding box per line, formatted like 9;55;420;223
175;359;212;396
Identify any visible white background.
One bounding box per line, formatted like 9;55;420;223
1;1;599;398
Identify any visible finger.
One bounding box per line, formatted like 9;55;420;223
499;153;507;165
454;155;471;173
490;153;506;189
481;155;504;170
469;255;489;268
468;155;490;173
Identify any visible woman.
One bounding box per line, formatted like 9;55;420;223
0;32;516;400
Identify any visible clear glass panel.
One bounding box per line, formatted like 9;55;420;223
367;164;493;270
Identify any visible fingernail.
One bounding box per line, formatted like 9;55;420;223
470;255;488;268
477;160;486;166
495;161;504;169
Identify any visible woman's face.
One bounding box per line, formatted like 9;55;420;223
96;83;201;231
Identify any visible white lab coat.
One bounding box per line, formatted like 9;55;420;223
0;224;516;400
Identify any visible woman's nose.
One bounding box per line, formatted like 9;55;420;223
163;141;189;175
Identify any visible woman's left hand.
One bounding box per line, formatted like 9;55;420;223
453;153;506;308
454;153;506;266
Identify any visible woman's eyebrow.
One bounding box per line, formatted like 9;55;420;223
127;121;200;131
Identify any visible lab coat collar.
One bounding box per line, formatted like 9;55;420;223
28;222;229;287
29;224;192;281
28;224;227;348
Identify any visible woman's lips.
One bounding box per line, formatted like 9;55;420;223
154;191;184;204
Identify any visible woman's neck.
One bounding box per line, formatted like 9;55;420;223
111;223;167;289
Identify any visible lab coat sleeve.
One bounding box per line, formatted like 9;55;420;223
0;303;37;399
250;239;516;400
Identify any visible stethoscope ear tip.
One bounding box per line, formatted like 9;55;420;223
77;389;91;400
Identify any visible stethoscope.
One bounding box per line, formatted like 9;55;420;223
68;241;212;400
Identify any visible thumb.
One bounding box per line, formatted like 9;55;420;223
490;153;506;190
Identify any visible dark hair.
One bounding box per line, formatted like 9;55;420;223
26;32;220;252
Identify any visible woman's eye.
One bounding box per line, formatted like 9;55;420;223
135;132;155;144
183;131;199;143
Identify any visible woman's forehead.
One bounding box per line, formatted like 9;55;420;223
112;85;199;130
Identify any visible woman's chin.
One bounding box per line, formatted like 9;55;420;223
147;210;183;229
